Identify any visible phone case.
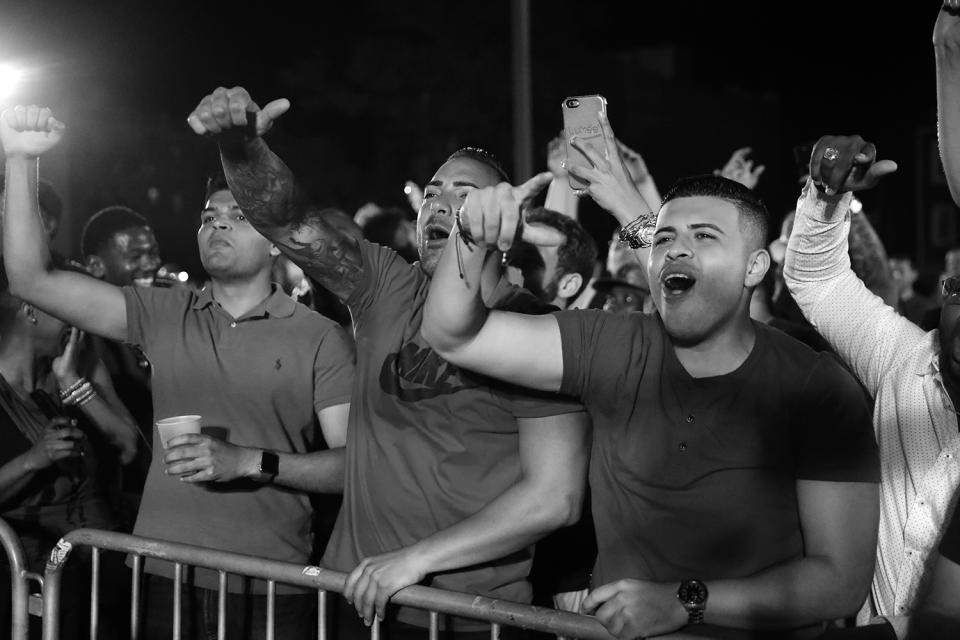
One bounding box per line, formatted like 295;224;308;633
562;95;608;191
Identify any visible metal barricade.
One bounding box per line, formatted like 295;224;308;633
1;517;43;640
42;528;618;640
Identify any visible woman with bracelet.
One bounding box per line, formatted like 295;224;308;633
0;283;137;639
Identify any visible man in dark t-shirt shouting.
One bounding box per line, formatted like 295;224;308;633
422;138;881;640
186;87;590;637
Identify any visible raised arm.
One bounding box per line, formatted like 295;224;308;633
0;106;127;341
783;135;906;395
54;328;138;465
421;174;567;392
935;3;960;204
186;87;363;301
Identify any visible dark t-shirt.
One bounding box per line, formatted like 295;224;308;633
323;240;582;627
556;311;879;587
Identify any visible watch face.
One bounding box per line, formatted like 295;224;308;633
260;451;280;476
678;580;708;605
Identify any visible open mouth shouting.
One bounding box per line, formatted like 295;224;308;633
423;219;453;246
659;267;697;298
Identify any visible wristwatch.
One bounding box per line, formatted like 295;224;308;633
677;579;708;625
255;450;279;482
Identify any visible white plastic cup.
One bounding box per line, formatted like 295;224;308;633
156;415;202;449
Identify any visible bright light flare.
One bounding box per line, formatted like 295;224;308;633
850;197;863;214
0;65;23;100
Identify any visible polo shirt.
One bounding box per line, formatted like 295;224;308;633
124;285;354;592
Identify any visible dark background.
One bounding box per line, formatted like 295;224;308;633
0;0;952;286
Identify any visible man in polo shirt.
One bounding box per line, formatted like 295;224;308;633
0;105;354;640
186;86;589;638
421;144;881;636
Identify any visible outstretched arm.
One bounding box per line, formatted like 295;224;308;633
421;174;567;393
187;87;363;301
0;106;127;341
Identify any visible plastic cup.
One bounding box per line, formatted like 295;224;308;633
156;415;202;449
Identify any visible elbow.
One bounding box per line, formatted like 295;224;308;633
118;440;138;466
420;318;459;361
823;565;874;620
538;486;584;531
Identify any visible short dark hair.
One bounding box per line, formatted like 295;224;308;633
524;207;598;298
446;147;510;184
80;206;151;258
661;174;769;252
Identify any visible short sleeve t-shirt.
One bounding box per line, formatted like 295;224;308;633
124;285;354;592
556;310;879;587
323;240;581;625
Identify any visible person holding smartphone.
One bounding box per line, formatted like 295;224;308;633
420;108;881;639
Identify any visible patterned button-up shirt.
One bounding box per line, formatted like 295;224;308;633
784;182;960;631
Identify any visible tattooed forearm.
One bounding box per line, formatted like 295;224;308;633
221;137;303;229
277;213;363;301
219;137;364;300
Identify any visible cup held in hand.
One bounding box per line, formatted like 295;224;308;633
156;415;201;449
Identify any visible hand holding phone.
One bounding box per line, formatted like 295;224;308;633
562;95;608;192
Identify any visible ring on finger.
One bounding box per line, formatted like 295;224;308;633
823;147;840;162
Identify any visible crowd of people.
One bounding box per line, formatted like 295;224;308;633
4;5;960;640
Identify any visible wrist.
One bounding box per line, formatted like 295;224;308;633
3;153;39;164
248;449;279;482
56;374;81;389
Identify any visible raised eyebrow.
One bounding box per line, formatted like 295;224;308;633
452;180;479;188
653;225;676;235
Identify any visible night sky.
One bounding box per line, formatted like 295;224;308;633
0;1;949;278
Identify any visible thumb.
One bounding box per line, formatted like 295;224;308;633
866;159;898;180
255;98;290;134
521;222;566;247
515;171;554;202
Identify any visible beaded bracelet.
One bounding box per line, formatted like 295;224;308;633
618;212;657;249
62;381;94;406
58;377;88;401
75;388;98;407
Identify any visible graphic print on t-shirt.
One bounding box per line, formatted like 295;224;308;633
379;339;481;401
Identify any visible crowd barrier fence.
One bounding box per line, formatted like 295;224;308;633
39;527;628;640
0;522;712;640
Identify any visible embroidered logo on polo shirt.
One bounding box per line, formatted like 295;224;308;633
379;340;481;401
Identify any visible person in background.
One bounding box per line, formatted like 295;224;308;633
889;254;937;327
592;262;652;315
0;270;137;640
78;205;162;525
505;207;597;310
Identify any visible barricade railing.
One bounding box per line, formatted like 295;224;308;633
43;527;622;640
0;517;42;640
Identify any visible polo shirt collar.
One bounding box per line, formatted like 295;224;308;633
191;284;297;319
